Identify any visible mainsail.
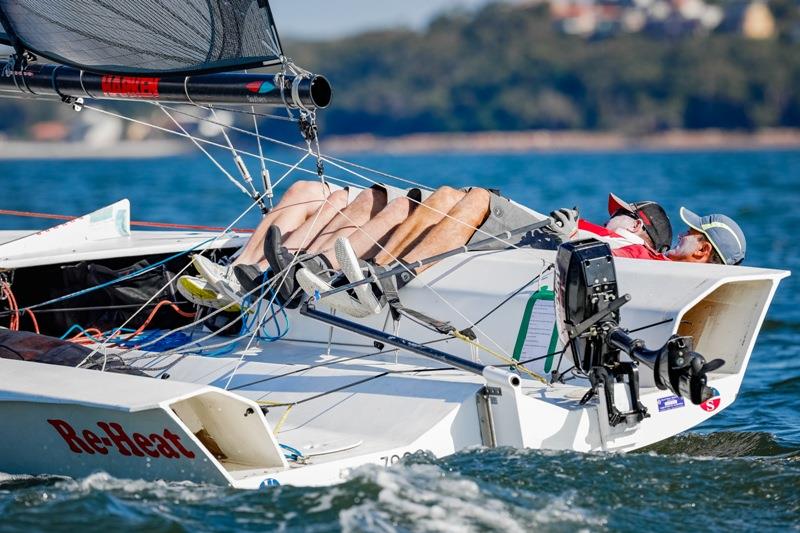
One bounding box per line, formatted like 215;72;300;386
0;0;284;75
0;1;330;109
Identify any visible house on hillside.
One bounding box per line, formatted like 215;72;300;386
548;0;723;37
719;0;776;39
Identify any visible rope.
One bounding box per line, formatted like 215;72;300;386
76;172;288;368
155;103;431;191
287;194;523;361
154;100;535;252
450;330;548;385
1;281;19;331
221;194;334;390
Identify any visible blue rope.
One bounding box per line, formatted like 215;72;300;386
279;443;305;462
22;236;218;312
59;323;191;352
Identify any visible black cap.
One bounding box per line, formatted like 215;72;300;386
608;193;673;253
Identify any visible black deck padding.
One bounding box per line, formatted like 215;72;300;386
0;329;146;376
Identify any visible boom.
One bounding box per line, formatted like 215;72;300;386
0;63;331;109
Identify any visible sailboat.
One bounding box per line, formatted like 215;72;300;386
0;1;789;488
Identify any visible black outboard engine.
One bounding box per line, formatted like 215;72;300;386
554;239;724;426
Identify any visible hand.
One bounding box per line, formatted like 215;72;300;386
546;207;579;239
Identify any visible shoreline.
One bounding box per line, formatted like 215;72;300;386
0;140;191;160
324;128;800;154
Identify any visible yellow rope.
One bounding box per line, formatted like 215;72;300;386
450;330;549;385
257;400;294;434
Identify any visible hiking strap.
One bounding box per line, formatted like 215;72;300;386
371;263;476;340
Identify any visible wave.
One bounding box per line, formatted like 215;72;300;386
640;431;798;458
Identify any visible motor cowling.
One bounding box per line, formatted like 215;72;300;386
554;239;724;420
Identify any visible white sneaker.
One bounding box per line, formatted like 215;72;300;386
295;267;373;318
192;254;243;295
177;275;241;312
334;237;382;315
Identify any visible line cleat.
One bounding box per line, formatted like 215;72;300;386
334;237;383;315
295;267;373;318
177;275;241;313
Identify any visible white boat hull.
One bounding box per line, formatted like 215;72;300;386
0;224;788;488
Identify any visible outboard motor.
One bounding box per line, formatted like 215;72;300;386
554;239;724;426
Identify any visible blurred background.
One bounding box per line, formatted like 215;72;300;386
1;0;799;154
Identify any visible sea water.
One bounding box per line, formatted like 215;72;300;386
0;149;798;531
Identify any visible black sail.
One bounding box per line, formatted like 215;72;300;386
0;0;284;75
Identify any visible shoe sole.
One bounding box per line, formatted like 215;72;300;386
335;237;382;315
178;276;241;312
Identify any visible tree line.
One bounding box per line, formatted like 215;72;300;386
289;2;800;136
1;2;798;138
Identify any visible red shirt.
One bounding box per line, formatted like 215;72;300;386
577;220;670;261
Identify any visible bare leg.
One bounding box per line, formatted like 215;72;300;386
283;189;349;252
320;196;415;269
401;188;490;272
232;180;331;266
373;186;465;266
306;187;388;254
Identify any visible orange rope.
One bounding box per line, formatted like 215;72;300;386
25;308;39;334
67;300;194;346
2;282;19;331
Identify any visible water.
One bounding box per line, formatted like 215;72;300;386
0;149;798;531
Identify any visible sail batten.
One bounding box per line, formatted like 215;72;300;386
0;0;284;75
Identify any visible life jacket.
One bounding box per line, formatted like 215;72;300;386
576;220;670;261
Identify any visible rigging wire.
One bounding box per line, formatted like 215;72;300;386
155;102;432;191
221;194;338;391
207;105;268;214
95;155;317;365
158;104;252;199
63;98;545;377
73;167;297;368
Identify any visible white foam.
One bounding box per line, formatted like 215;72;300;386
340;462;607;532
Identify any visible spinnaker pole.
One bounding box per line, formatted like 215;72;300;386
0;63;332;109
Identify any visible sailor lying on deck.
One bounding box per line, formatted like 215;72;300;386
179;180;543;310
177;180;746;316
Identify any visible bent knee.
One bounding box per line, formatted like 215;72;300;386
285;180;330;201
463;187;491;205
352;186;388;207
423;186;465;209
430;185;461;199
326;189;349;210
381;196;413;220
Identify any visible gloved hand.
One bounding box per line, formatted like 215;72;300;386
546;207;579;240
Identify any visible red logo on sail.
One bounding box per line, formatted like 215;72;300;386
101;76;160;99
